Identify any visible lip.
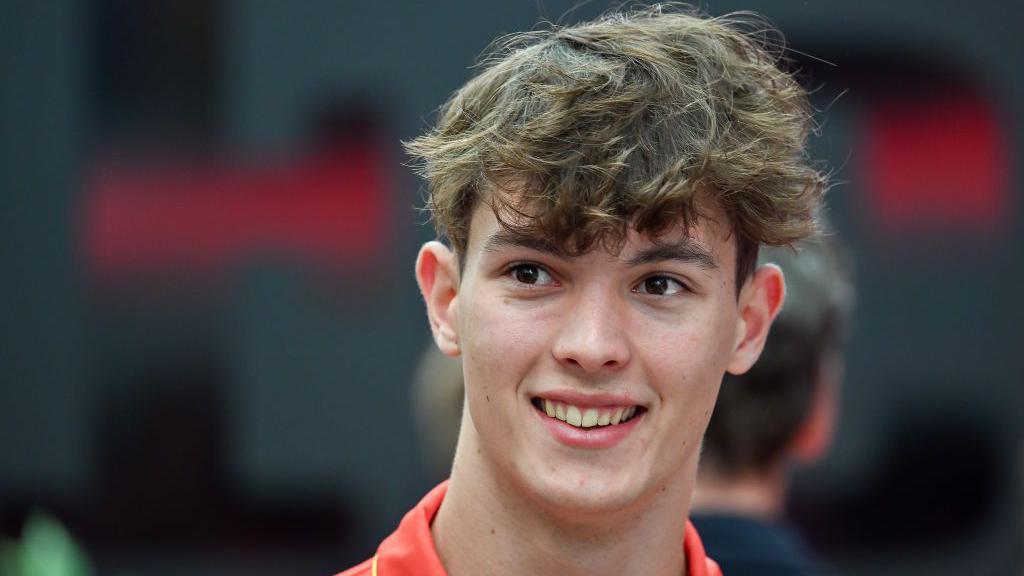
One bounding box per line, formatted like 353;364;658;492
530;394;646;450
532;390;643;410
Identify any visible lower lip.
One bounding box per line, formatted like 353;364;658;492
533;404;644;449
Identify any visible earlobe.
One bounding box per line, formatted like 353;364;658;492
726;264;786;375
415;241;462;356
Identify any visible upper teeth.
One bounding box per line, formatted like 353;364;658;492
542;399;638;428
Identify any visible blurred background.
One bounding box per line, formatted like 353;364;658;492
1;1;1021;575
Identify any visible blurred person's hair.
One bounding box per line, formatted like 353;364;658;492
412;345;464;480
404;3;826;287
701;227;854;476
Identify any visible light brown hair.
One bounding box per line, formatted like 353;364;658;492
405;3;826;285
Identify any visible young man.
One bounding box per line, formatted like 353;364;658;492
692;231;854;575
338;6;825;575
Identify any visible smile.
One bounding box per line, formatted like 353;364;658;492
530;397;645;429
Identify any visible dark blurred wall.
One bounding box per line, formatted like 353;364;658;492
1;0;90;497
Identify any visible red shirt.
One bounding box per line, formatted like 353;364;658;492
337;481;722;576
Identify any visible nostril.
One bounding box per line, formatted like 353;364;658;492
558;355;624;373
553;337;630;373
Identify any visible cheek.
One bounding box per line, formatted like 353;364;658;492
638;305;737;412
647;310;732;366
459;293;546;403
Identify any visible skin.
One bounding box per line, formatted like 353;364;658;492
415;196;785;576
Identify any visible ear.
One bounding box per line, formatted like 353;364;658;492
726;263;786;375
415;241;461;357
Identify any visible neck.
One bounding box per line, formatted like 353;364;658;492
691;466;787;521
432;424;693;576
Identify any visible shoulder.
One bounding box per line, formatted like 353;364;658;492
334;557;373;576
693;514;826;576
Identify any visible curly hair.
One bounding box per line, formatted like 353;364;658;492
405;3;826;286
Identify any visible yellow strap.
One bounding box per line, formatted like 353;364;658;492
371;553;379;576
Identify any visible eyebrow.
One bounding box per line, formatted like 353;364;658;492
481;230;718;269
625;241;719;269
481;230;566;257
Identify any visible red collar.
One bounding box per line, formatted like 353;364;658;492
373;481;721;576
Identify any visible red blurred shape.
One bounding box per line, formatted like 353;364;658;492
83;143;391;278
862;93;1008;232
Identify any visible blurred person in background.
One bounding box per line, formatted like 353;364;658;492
338;5;828;576
692;229;854;576
411;344;464;483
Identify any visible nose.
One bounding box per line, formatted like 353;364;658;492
551;289;631;374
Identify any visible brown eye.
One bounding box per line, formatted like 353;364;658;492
511;264;553;285
514;265;539;284
636;275;684;296
645;277;668;294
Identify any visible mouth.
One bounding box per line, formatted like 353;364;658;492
530;396;646;429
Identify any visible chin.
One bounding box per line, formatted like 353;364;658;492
521;463;649;518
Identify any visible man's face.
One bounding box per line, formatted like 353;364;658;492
421;197;781;516
415;193;782;516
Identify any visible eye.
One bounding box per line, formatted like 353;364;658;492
634;275;686;296
510;263;555;286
